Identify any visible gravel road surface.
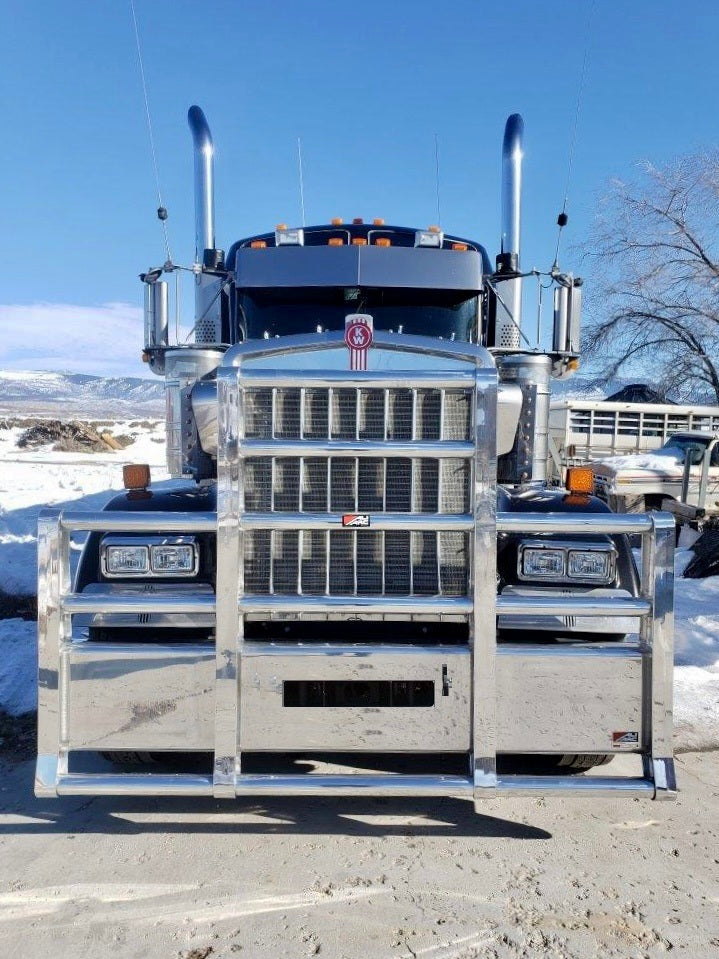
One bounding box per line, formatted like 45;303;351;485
0;752;717;959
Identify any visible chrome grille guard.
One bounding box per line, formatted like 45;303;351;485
36;334;676;803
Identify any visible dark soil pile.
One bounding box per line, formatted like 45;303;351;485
0;708;35;763
17;420;129;453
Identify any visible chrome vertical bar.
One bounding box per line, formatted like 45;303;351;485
437;390;445;592
326;387;333;594
472;366;499;808
641;511;677;799
298;388;305;595
382;389;389;595
35;509;63;797
410;389;418;594
214;366;242;798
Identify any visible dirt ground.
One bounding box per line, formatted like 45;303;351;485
0;753;717;959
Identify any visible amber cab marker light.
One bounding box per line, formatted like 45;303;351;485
123;464;151;491
331;217;344;225
250;240;267;249
275;223;288;231
452;242;468;252
428;224;441;233
328;237;344;246
566;467;594;494
352;237;368;246
373;218;385;226
375;237;391;247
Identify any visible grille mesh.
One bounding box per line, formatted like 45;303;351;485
243;387;473;600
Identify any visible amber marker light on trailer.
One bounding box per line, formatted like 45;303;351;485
375;237;391;247
566;467;594;494
123;464;151;491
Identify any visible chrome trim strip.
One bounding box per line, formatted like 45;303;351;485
239;370;478;389
59;511;217;533
242;642;471;659
62;593;216;615
238;595;473;615
238;440;474;458
239;512;475;531
496;595;650;617
498;513;653;534
214;366;242;797
497;642;643;659
472;367;499;802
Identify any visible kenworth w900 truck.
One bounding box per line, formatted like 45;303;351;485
35;108;676;805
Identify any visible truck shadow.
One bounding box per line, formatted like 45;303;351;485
0;761;551;839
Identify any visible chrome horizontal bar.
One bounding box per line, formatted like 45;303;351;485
496;595;650;617
231;774;474;797
52;772;657;799
240;370;477;389
496;775;656;797
240;512;474;531
56;774;214;797
62;592;216;615
239;595;474;615
497;642;644;659
240;440;474;459
59;511;217;533
242;642;471;658
497;512;653;534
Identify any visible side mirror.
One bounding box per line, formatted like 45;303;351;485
552;275;582;355
143;279;169;375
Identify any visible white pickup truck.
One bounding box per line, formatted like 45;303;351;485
593;431;719;513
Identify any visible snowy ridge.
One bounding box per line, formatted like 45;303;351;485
0;370;165;417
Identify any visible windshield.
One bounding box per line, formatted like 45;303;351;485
663;435;712;464
235;287;479;342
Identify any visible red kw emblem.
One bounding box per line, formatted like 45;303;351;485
345;314;374;371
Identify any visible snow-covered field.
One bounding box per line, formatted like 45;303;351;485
0;418;717;754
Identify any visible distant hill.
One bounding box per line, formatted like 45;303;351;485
0;370;165;418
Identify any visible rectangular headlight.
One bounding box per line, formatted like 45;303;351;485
568;549;613;583
104;544;149;575
521;547;565;579
151;543;197;574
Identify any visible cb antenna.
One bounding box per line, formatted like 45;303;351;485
434;133;441;226
129;0;172;262
297;137;306;227
553;0;595;272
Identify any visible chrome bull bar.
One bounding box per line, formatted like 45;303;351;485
35;357;676;804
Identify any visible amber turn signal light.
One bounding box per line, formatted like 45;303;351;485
566;467;593;494
123;464;151;491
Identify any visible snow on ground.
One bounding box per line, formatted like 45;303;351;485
0;419;717;754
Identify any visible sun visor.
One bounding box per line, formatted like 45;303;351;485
234;245;482;291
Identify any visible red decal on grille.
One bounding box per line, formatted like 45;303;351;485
345;314;373;370
342;514;370;528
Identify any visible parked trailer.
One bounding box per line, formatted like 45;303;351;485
35;109;676;807
548;399;719;484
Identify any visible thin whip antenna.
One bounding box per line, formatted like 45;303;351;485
297;137;306;226
554;0;595;270
129;0;172;261
434;133;441;226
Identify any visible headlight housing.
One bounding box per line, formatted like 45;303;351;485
518;540;616;585
101;536;199;578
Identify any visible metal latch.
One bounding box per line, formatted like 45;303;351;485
441;664;452;697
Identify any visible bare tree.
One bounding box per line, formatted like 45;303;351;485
583;153;719;403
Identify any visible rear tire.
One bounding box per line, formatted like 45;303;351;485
555;753;613;771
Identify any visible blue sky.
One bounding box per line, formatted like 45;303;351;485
1;0;718;376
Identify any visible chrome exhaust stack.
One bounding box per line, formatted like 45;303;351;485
491;114;524;349
187;105;223;344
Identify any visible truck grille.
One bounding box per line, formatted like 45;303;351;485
242;387;473;599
